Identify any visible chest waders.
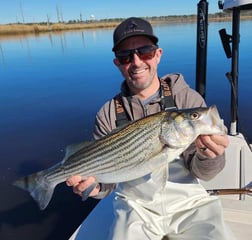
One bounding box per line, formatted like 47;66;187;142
108;78;235;240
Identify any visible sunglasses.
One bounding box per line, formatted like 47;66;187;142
115;45;158;65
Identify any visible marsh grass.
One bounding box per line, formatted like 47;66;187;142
0;22;119;36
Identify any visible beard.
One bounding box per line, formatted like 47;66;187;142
127;76;153;90
126;68;157;91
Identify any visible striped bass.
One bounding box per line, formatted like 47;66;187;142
13;105;226;210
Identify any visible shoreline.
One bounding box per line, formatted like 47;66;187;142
1;15;252;37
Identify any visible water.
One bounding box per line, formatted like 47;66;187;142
0;20;252;239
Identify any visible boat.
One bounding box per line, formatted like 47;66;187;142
69;1;252;239
221;0;252;9
201;1;252;238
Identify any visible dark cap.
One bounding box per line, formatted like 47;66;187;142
112;17;158;51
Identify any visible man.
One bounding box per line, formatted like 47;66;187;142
67;17;235;239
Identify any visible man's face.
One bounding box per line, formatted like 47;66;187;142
114;36;162;92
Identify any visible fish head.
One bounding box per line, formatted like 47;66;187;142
195;105;226;135
160;105;226;148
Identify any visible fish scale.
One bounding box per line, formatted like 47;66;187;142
13;105;226;210
64;119;163;174
42;118;163;185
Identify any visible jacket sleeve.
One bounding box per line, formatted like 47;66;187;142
93;100;117;140
182;143;226;181
92;100;118;199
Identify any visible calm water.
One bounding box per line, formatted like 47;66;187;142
0;20;252;239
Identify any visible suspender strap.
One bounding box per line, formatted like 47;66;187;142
114;93;131;127
160;78;176;111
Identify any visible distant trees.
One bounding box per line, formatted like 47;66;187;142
11;11;252;26
63;11;252;24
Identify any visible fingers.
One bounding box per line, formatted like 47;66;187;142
195;134;229;159
66;175;100;197
66;175;83;187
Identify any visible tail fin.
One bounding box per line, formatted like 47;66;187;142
13;170;55;210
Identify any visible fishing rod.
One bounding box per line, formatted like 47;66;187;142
207;188;252;196
207;181;252;196
196;0;208;99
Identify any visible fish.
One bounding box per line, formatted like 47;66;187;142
13;105;226;210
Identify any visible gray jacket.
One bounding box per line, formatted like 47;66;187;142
93;73;225;198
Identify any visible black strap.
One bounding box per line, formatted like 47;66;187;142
114;78;176;127
114;93;132;127
159;78;176;111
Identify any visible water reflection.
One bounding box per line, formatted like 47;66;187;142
0;28;106;66
0;43;5;64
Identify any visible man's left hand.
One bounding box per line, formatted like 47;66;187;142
195;134;229;159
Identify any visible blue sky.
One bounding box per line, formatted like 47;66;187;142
0;0;222;24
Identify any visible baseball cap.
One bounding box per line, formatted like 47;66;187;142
112;17;158;51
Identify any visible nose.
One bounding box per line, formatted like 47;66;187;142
130;53;142;66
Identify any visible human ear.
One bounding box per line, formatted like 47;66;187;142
113;58;120;66
156;48;163;64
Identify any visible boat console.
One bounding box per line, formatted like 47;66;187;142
220;0;252;10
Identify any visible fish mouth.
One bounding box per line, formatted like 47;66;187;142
205;105;226;134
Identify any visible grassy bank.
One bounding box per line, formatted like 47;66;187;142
1;14;252;36
0;22;119;36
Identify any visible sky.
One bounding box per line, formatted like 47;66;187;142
0;0;222;24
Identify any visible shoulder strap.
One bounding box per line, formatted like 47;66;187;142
114;93;131;127
160;78;176;110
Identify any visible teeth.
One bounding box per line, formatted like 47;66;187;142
132;69;145;74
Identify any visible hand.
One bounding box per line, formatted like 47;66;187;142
195;134;229;159
66;175;100;197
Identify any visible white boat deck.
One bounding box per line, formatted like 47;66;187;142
221;196;252;239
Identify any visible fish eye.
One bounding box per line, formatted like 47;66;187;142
190;112;200;120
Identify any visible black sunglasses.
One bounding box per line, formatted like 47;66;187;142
115;45;158;65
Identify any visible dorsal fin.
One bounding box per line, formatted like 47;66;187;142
62;141;93;163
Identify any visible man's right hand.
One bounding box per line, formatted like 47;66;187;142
66;175;100;198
